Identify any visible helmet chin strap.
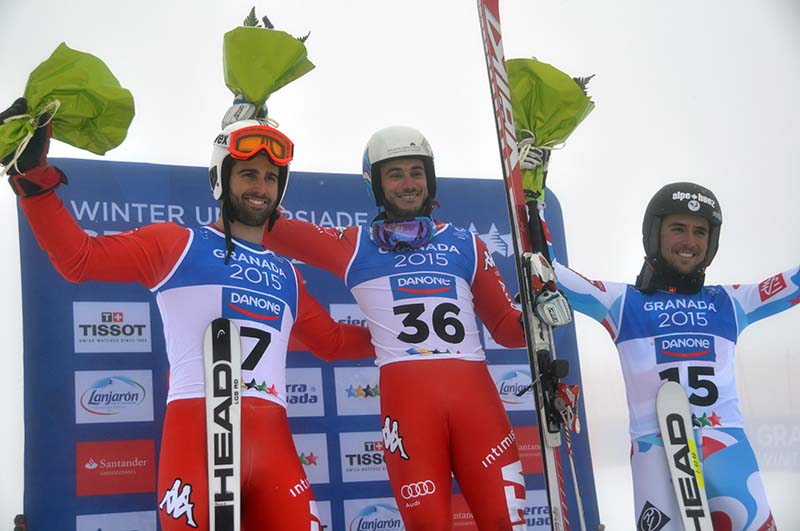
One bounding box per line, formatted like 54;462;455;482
221;202;235;265
635;255;708;294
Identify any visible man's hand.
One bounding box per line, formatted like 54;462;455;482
1;97;66;196
534;287;572;327
517;136;546;172
524;252;573;328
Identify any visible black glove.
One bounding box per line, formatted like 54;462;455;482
1;97;66;196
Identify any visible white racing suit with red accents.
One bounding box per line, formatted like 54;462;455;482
554;261;799;531
264;217;529;530
19;179;374;531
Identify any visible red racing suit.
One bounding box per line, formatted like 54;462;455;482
18;167;374;531
264;216;528;530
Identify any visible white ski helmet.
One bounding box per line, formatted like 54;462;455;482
208;119;293;206
362;125;436;211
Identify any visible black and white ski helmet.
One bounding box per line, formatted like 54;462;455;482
208;119;292;206
642;182;723;264
362;125;436;210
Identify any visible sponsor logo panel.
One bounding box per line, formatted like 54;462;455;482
524;489;552;530
76;439;156;496
343;498;403;531
75;370;154;424
339;431;388;482
76;510;157;531
488;364;535;411
286;368;325;417
655;333;716;363
334;366;381;416
513;426;544;475
293;432;330;485
315;500;332;531
452;491;551;530
452;493;478;528
329;303;368;328
73;302;152;353
390;272;457;301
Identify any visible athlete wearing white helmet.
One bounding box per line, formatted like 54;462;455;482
263;124;572;529
1;97;374;530
209;118;295;262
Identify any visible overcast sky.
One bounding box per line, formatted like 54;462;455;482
1;0;799;528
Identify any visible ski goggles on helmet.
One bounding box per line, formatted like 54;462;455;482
227;125;294;166
370;217;435;251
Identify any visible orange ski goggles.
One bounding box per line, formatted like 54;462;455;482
228;125;294;166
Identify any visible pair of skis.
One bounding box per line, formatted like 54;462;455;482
476;1;583;529
204;318;242;531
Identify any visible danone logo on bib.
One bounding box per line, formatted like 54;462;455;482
223;287;285;327
390;273;457;301
655;333;716;363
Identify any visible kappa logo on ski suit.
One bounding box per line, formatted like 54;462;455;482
382;416;410;460
159;478;198;528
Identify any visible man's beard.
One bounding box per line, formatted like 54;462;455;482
227;194;274;227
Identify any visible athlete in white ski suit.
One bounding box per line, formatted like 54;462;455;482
551;181;790;531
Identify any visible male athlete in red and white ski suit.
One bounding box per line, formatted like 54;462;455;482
266;212;530;529
5;104;374;530
263;126;571;530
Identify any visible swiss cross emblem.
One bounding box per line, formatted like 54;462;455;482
758;274;787;301
113;312;124;322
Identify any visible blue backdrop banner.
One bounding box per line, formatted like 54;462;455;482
18;157;599;530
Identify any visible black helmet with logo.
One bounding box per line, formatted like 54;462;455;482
635;182;723;293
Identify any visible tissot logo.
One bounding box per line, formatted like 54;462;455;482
339;432;388;482
390;272;457;301
655;334;716;363
101;311;124;322
73;301;152;353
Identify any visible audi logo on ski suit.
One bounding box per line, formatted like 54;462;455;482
401;480;436;499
